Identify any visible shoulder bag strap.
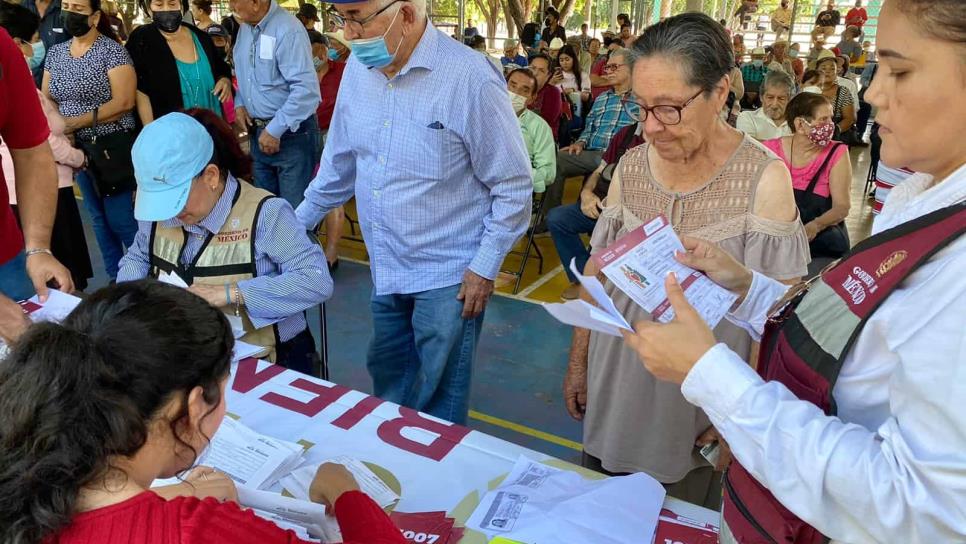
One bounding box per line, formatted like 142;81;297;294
804;143;843;195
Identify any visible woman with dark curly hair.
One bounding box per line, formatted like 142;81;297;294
0;280;405;543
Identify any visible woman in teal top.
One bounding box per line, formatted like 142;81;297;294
126;0;232;123
176;30;223;116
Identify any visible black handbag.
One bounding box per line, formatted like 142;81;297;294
794;143;850;258
832;86;863;146
77;109;138;198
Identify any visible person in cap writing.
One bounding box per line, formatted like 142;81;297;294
117;111;331;374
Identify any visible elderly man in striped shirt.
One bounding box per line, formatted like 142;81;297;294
296;0;532;425
540;48;639;221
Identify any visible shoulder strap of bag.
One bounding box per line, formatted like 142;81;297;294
804;143;843;195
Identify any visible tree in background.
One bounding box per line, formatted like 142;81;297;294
472;0;503;47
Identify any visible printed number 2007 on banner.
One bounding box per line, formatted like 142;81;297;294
402;530;440;543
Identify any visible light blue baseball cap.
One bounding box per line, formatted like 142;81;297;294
132;112;215;222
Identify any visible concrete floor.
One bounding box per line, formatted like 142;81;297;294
78;145;877;464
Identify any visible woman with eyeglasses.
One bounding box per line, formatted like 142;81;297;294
564;12;808;509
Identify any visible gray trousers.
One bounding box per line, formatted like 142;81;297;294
543;148;604;213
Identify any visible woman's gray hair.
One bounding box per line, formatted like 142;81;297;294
631;12;734;94
609;47;636;65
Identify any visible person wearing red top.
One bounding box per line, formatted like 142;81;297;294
0;280;405;544
845;0;869;30
309;31;346;270
0;26;72;344
528;53;563;141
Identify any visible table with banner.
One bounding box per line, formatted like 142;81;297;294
227;357;721;543
12;291;720;543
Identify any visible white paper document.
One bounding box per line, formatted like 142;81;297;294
237;486;328;541
543;215;737;333
280;455;399;509
186;417;304;490
158;270;245;338
26;289;81;323
594;215;736;328
542;260;633;337
233;339;269;362
466;456;666;544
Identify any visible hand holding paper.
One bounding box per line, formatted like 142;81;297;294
622;272;719;385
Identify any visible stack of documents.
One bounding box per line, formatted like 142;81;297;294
2;291;83;359
466;456;666;544
153;417;304;490
237;486;327;541
159;270;246;338
544;215;737;335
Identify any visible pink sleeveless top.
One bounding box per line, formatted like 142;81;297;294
763;138;848;198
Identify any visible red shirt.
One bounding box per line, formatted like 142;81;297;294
845;7;868;28
316;61;346;131
530;83;562;140
46;490;406;544
0;28;51;265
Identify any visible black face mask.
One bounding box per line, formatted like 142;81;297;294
153;10;183;33
63;11;93;38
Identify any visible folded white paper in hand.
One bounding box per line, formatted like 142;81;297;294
541;259;632;337
159;270;246;337
237;486;329;541
280;456;399;509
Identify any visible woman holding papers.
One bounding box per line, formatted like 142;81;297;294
0;281;405;544
117;110;331;374
563;13;809;509
622;1;966;542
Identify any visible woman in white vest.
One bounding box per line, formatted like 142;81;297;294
118;110;332;373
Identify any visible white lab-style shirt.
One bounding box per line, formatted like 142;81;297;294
682;165;966;543
736;107;793;141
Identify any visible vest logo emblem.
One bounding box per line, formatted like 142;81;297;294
231;218;241;229
217;229;250;242
876;250;907;278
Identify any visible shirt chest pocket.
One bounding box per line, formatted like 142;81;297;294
254;57;284;91
397;119;466;182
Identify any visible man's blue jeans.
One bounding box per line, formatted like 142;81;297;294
547;202;598;283
367;284;484;425
0;251;35;301
75;170;138;280
250;116;320;210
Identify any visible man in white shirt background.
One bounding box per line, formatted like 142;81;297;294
736;70;794;141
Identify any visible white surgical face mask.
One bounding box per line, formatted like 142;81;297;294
509;90;528;114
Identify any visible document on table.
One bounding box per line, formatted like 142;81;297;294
280;455;400;509
26;289;82;323
466;456;666;544
233;339;270;362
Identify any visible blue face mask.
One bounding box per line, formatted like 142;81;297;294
534;32;542;46
350;8;402;68
327;48;339;61
313;55;324;70
26;40;46;70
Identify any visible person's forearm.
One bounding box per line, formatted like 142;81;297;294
12;143;58;250
809;204;850;232
68;96;135;131
582;170;601;192
569;327;591;370
589;74;609;87
135;92;154;126
265;76;321;138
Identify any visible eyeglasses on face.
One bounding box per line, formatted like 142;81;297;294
327;0;405;34
621;89;704;126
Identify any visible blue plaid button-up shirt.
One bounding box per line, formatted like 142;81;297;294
296;24;532;296
577;88;638;151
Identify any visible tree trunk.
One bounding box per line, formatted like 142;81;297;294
473;0;503;48
504;0;535;36
501;0;516;37
582;0;592;27
555;0;578;24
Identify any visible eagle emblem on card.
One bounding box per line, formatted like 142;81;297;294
876;250;907;278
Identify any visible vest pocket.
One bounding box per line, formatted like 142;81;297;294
724;463;825;544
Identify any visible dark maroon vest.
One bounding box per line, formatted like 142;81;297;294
723;201;966;543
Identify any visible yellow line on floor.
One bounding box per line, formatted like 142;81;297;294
469;410;583;452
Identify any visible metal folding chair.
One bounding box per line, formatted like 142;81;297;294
501;192;548;294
